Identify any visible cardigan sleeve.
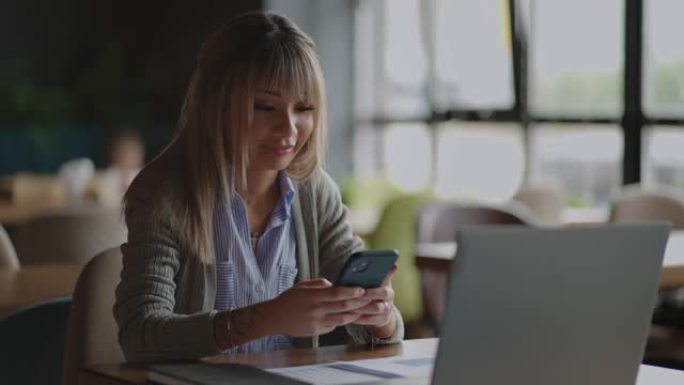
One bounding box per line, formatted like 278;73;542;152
312;171;405;345
113;188;221;363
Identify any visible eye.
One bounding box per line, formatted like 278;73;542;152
254;104;275;111
296;104;316;112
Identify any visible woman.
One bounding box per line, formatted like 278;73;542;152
114;12;404;362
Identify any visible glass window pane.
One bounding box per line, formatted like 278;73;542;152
644;1;684;117
383;123;431;191
435;123;524;203
529;124;622;217
643;126;684;190
354;0;379;120
381;0;429;117
530;0;624;117
352;124;383;178
433;0;514;110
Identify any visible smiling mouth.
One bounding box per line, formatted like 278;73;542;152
263;144;295;156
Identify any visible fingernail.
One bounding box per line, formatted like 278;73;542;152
357;288;365;296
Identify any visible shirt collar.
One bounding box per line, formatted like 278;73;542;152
229;171;295;218
278;171;295;216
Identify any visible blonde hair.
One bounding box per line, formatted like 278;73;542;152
132;13;327;263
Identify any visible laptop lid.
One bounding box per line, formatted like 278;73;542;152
432;224;670;385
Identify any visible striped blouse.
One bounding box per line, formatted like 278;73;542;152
213;172;297;352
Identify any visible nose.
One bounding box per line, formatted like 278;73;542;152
275;109;298;138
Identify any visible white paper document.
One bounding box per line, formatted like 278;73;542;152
267;356;434;385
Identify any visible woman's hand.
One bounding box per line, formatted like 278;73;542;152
352;265;398;338
262;278;372;337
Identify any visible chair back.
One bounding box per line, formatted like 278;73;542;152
513;185;565;226
609;188;684;229
0;297;72;385
416;201;533;329
14;206;126;264
0;224;19;268
62;247;124;385
417;201;533;242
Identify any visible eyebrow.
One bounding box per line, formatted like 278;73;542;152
255;89;281;97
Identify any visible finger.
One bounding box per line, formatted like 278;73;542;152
322;311;362;327
380;264;398;287
353;300;391;316
318;286;366;302
321;298;373;314
352;313;392;326
297;278;333;288
317;325;337;335
361;287;394;301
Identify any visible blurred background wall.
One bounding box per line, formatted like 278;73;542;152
0;0;261;173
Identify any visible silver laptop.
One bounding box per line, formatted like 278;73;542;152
429;224;670;385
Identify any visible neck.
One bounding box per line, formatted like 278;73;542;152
242;170;279;204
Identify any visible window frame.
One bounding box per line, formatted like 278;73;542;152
353;0;684;193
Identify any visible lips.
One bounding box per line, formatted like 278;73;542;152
262;143;295;156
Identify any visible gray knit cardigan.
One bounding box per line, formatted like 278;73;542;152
113;152;404;362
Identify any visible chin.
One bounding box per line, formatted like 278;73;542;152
249;149;298;172
252;159;293;172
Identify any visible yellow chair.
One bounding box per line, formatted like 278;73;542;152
340;176;403;210
340;176;403;240
368;193;434;327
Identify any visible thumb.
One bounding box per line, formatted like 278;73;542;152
297;278;333;288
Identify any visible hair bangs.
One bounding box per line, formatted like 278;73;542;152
251;40;321;105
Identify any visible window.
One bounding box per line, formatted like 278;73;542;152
354;0;518;204
435;123;524;202
529;124;622;211
381;0;429;117
526;0;629;218
433;0;514;110
643;0;684;117
530;0;624;117
353;0;379;121
352;123;383;178
354;0;681;218
643;126;684;190
383;123;432;191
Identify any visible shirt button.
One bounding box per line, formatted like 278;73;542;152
255;284;264;293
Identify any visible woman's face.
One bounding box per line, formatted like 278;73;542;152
247;88;315;172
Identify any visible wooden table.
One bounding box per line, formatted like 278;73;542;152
0;202;67;226
79;338;683;385
0;263;83;316
80;339;435;385
415;230;684;290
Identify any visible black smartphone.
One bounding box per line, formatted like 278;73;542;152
335;249;399;288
